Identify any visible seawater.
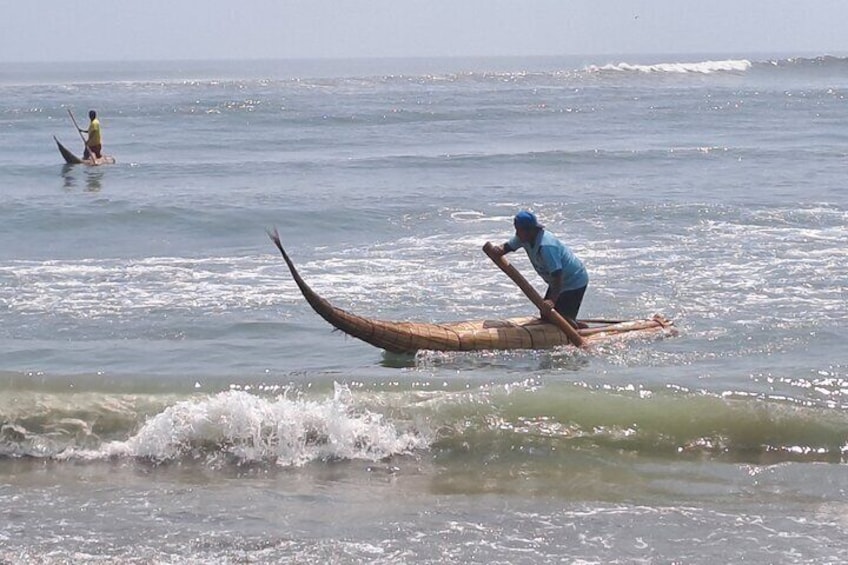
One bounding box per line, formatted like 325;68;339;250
1;55;847;563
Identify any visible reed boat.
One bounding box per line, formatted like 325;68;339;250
270;231;675;354
54;136;116;166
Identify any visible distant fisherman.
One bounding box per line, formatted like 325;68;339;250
79;110;103;160
491;210;589;327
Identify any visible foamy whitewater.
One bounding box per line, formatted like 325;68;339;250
588;58;753;73
1;54;848;563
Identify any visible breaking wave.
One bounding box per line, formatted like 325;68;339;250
587;59;753;74
0;385;426;466
3;379;848;466
584;55;848;77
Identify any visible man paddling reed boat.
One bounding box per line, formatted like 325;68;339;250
488;210;589;330
71;109;103;161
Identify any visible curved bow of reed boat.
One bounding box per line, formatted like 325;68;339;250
269;230;674;354
268;229;466;353
54;136;83;164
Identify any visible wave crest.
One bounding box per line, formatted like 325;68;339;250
67;386;426;466
587;59;752;74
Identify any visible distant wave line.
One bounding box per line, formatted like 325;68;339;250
586;59;753;74
584;55;848;76
4;55;846;90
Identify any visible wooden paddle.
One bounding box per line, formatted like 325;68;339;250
67;109;97;164
483;241;586;348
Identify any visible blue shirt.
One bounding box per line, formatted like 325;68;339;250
507;230;588;292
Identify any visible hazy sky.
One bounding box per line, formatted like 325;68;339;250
2;0;847;63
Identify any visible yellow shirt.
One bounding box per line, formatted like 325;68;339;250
87;118;102;146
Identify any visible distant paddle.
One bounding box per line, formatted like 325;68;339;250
67;109;94;162
67;109;86;144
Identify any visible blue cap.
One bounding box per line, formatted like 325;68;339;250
514;210;542;230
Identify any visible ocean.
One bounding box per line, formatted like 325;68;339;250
1;54;847;563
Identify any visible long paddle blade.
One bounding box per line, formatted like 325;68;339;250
67;109;87;146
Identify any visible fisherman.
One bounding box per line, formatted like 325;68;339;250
78;110;102;160
490;210;589;326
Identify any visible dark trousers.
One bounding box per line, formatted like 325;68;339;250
83;144;102;159
546;285;587;322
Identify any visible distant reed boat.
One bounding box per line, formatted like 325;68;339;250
54;136;116;166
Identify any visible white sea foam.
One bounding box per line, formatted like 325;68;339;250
0;248;509;322
75;386;427;466
0;255;294;318
587;59;752;74
4;202;846;332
